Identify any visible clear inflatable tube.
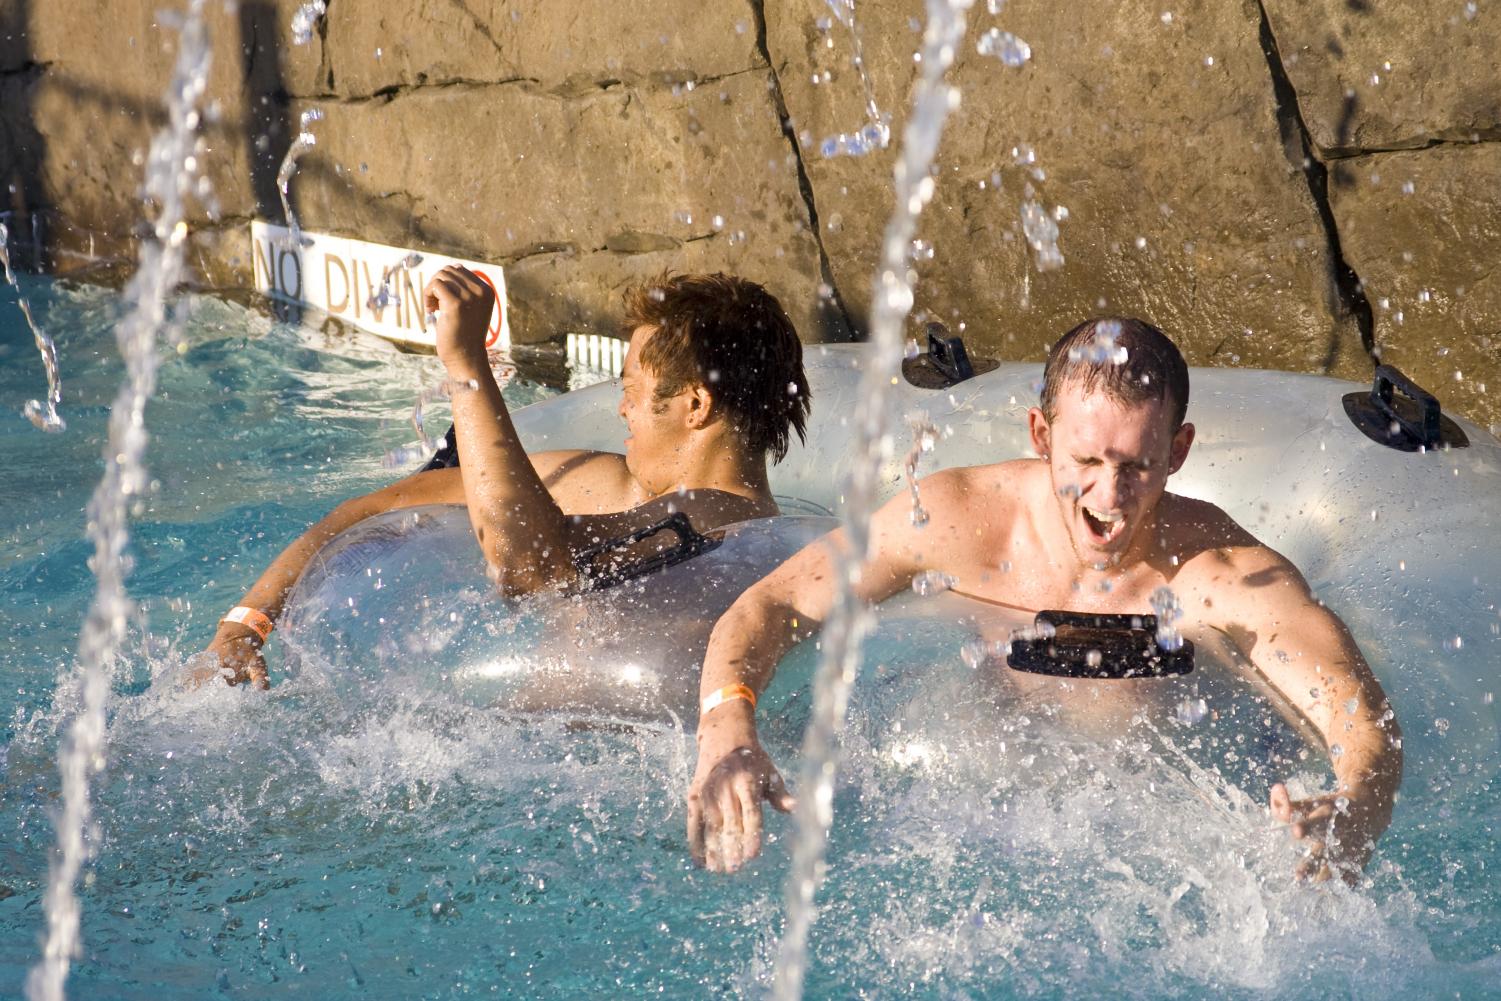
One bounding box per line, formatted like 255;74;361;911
279;507;839;723
288;346;1500;805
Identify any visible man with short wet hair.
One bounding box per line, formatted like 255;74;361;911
203;268;810;687
687;317;1403;883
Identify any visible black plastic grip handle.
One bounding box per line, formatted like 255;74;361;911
572;512;720;591
1372;364;1441;450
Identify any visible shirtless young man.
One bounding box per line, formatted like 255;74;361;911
202;267;810;687
687;318;1403;883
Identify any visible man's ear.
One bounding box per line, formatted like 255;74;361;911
1027;407;1051;460
1167;422;1195;475
685;382;716;430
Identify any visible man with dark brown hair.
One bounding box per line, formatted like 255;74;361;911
202;267;810;687
687;317;1403;885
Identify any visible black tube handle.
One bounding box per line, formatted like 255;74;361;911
572;512;721;591
1372;364;1441;450
926;322;975;385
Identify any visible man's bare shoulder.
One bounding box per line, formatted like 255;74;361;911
533;450;638;512
920;459;1037;511
1163;494;1306;605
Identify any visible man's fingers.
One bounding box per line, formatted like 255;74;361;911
735;780;763;864
766;769;796;813
686;791;707;865
1269;783;1293;822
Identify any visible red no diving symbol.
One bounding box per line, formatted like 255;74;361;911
471;270;504;347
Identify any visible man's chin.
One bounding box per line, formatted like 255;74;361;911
1074;529;1132;567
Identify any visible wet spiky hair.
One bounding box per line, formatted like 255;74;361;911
1040;317;1189;429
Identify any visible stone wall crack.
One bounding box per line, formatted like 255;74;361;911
1256;0;1376;370
1323;134;1501;160
749;0;856;341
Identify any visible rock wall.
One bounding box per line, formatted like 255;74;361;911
1;0;1497;430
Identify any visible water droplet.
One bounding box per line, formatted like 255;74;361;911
1150;587;1184;651
290;1;326;45
1020;199;1064;271
987;0;1007;13
912;570;958;597
1160;11;1174;24
976;29;1031;67
1330;743;1344;758
1435;718;1451;736
1175;697;1209;725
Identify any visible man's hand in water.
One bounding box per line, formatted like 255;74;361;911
1270;781;1392;884
687;716;795;873
196;630;269;689
426;265;496;377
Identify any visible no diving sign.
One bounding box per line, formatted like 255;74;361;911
249;220;509;352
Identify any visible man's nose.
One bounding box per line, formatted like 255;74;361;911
1089;467;1128;508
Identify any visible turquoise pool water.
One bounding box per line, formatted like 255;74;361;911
2;277;1499;999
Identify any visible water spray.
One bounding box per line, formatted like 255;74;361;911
0;222;65;431
26;3;213;999
771;2;975;998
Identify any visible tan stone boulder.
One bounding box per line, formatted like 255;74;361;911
11;0;324;233
1330;144;1501;433
279;69;833;343
767;0;1370;377
324;0;761;99
1262;1;1501;155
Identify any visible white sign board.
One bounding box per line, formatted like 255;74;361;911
248;220;510;352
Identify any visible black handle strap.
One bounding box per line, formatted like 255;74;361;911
1371;364;1441;450
1007;610;1195;679
926;321;975;386
572;511;721;592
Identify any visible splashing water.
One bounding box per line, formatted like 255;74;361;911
382;375;506;470
773;3;974;999
911;569;959;596
1021;194;1064;272
367;252;424;312
290;0;326;45
0;221;65;432
24;5;213;1000
275;107;324;249
1150;585;1185;653
817;0;893;159
904;410;940;526
976;27;1031;66
1068;318;1130;365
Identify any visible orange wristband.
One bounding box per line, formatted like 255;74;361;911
221;606;274;643
700;683;757;717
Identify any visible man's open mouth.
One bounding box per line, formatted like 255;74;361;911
1081;506;1126;545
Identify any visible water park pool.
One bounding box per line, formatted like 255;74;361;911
2;274;1500;999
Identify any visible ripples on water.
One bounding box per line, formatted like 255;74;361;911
0;279;1498;998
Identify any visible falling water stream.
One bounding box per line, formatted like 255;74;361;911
23;3;214;999
771;1;976;997
0;222;65;432
818;0;892;158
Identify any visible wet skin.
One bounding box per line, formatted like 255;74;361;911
688;383;1402;883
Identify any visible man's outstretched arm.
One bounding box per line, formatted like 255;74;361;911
202;466;466;687
427;266;580;595
688;479;943;872
1204;549;1403;882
